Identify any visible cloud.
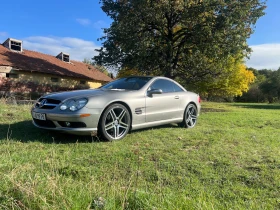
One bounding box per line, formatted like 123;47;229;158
93;20;109;35
76;18;91;26
23;36;100;61
93;20;108;29
0;32;9;37
0;32;9;43
75;18;109;36
246;44;280;70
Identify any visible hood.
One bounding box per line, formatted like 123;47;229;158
43;89;134;102
43;89;104;101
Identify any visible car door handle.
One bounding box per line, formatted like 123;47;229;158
174;96;179;99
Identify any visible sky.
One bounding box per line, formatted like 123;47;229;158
0;0;279;70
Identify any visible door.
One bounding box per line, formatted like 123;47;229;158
145;79;182;122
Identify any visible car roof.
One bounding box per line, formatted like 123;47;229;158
123;76;167;79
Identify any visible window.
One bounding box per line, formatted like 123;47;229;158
6;73;19;78
10;41;22;51
173;82;184;92
63;54;70;62
51;77;59;82
149;79;184;93
100;77;153;90
3;38;23;52
149;79;174;93
80;80;86;85
56;52;70;62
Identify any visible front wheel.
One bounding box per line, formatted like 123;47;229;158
180;103;198;128
100;103;131;141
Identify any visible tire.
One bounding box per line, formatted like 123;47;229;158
100;103;131;141
180;103;198;128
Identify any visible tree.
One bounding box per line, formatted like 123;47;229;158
260;68;280;103
236;68;280;103
94;0;266;84
82;58;93;65
94;65;110;76
117;68;141;78
83;58;111;76
116;67;161;78
187;57;255;99
235;67;267;102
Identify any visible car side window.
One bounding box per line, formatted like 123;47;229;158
173;82;184;92
149;79;182;93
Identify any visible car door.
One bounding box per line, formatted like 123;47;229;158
145;79;182;122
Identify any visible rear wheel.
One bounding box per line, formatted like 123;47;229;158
180;103;197;128
100;103;131;141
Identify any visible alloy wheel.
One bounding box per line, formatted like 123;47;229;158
101;104;131;140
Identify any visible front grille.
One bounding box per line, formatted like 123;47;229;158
33;119;56;128
35;98;61;110
39;105;56;110
42;99;61;104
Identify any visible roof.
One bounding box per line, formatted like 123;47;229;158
0;44;112;82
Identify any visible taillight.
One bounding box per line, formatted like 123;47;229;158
198;96;201;103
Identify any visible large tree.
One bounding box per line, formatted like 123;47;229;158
191;57;255;99
94;0;266;83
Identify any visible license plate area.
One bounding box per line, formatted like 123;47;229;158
32;112;46;121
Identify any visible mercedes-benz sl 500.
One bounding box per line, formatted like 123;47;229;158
31;76;201;141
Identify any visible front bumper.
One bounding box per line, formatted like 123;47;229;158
31;107;102;136
32;120;98;135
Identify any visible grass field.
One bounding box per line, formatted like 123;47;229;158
0;100;280;209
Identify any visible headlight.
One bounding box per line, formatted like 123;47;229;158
60;98;88;111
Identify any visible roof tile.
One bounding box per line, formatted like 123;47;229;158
0;45;112;82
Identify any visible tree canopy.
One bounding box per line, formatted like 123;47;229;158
94;0;266;85
190;58;255;99
236;68;280;103
259;68;280;103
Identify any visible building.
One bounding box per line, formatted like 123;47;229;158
0;38;112;99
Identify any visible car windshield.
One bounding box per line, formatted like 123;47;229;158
100;77;153;90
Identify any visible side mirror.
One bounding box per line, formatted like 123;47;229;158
147;89;163;96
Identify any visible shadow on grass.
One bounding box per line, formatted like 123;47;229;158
130;123;179;134
232;103;280;110
0;120;178;144
0;121;180;144
0;120;101;144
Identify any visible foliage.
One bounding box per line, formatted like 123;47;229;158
117;59;255;99
259;68;280;103
117;67;161;78
83;57;111;76
82;58;92;65
95;0;266;84
117;67;141;78
189;58;255;99
237;68;280;103
1;101;280;209
94;64;111;77
236;68;267;102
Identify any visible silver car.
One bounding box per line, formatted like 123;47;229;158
31;76;201;141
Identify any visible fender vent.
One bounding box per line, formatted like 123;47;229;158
135;108;142;115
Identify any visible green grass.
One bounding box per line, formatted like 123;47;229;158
0;100;280;209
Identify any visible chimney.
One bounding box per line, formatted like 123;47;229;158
56;52;70;62
3;38;23;52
